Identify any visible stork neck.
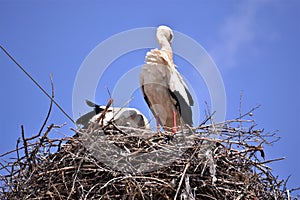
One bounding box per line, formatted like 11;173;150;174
159;37;172;52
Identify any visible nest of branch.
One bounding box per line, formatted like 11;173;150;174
0;111;298;199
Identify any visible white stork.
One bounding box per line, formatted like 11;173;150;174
140;25;194;133
76;99;149;129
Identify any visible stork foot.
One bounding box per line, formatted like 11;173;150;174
172;126;177;133
155;116;161;133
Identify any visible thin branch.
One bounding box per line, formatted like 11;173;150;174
174;145;201;200
198;111;216;128
37;74;55;137
0;45;75;124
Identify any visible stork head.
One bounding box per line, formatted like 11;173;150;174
156;25;174;48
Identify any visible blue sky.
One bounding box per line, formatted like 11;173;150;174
1;0;299;191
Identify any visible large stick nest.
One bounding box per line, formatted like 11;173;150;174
0;104;298;199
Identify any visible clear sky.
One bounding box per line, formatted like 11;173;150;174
1;0;299;191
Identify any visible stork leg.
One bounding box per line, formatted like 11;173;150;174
155;116;161;132
172;111;177;133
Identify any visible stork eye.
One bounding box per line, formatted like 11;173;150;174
169;33;173;42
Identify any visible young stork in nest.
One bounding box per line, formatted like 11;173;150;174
140;25;194;133
76;100;149;129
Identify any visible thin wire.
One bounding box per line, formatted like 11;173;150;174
0;45;75;124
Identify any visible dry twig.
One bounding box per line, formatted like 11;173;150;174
0;102;298;199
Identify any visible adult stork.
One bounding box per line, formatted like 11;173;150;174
139;25;194;133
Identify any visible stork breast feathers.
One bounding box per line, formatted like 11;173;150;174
145;49;174;68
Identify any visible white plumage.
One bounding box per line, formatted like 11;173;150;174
89;107;150;129
76;100;149;129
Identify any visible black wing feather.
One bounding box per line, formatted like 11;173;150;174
169;89;193;126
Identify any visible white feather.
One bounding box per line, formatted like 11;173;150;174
169;67;192;106
90;107;149;129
